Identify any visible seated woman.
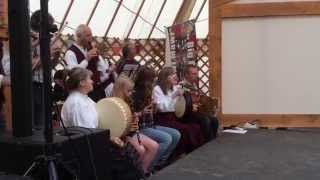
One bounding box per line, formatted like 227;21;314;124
132;66;181;169
112;75;159;174
61;67;158;175
153;66;204;156
53;69;69;102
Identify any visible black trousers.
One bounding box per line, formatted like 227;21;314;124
33;82;44;129
185;112;219;142
0;103;5;131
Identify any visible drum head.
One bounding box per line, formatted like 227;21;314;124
175;96;186;118
96;97;132;137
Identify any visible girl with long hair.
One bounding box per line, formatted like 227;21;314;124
153;66;204;156
132;66;181;169
113;75;159;174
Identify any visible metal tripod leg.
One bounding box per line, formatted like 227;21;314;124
23;161;39;177
22;155;77;180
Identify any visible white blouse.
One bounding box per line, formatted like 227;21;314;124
61;91;98;128
152;85;179;112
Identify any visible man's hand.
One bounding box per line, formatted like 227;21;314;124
86;48;98;61
192;103;199;112
32;56;41;70
50;45;61;60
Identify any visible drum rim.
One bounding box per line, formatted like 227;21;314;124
96;97;132;137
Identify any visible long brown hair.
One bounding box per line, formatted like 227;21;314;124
157;66;175;95
133;66;156;111
112;75;134;104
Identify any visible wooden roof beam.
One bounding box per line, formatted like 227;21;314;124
147;0;167;39
174;0;197;24
58;0;75;32
125;0;146;38
195;0;207;21
86;0;101;26
104;0;123;37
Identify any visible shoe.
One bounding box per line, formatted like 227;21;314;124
144;172;153;178
243;122;258;129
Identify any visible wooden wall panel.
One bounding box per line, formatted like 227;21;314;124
209;0;320;127
221;1;320;18
222;114;320;128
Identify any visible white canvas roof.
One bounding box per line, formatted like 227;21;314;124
30;0;208;38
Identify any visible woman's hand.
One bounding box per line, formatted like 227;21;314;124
133;112;142;119
110;137;125;147
172;89;183;99
130;112;141;132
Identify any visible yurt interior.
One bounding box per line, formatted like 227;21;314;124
1;0;320;180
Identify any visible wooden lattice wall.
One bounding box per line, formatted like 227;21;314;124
54;35;210;95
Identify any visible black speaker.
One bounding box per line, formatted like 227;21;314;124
0;128;111;180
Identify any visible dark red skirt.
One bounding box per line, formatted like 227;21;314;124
155;112;204;156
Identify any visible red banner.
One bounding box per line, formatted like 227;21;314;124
168;20;197;80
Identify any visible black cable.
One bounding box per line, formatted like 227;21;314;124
53;100;69;135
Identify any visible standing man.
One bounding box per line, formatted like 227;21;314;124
30;10;60;129
116;43;140;80
180;64;219;142
64;24;116;101
64;24;97;70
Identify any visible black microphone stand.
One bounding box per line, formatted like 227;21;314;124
40;0;57;178
23;1;77;180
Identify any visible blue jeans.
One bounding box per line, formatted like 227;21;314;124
141;126;181;168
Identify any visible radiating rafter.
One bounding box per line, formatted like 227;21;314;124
147;0;167;39
58;0;75;31
126;0;146;39
104;0;123;37
86;0;101;26
111;0;165;35
195;0;207;21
